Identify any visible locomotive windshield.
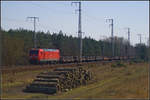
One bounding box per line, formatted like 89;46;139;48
30;50;39;55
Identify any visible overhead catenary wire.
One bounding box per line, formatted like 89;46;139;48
2;2;148;47
2;17;75;37
29;2;113;46
29;2;74;15
27;2;78;37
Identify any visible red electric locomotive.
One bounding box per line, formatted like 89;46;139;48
29;48;60;64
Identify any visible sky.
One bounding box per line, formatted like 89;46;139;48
1;1;149;46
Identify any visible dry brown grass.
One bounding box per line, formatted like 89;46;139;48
1;62;149;99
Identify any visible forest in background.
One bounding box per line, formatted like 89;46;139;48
1;28;149;66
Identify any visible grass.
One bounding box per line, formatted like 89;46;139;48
2;70;42;88
1;62;149;99
111;61;126;68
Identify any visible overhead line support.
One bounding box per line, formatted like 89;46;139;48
72;1;82;63
27;16;39;48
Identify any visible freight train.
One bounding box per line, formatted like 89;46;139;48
29;48;134;64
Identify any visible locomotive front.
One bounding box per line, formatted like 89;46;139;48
29;48;41;64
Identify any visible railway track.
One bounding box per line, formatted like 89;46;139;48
1;60;125;74
1;63;78;74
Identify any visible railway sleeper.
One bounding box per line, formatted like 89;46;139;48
24;67;92;94
26;85;59;94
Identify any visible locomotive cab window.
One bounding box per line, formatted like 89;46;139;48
30;50;39;55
